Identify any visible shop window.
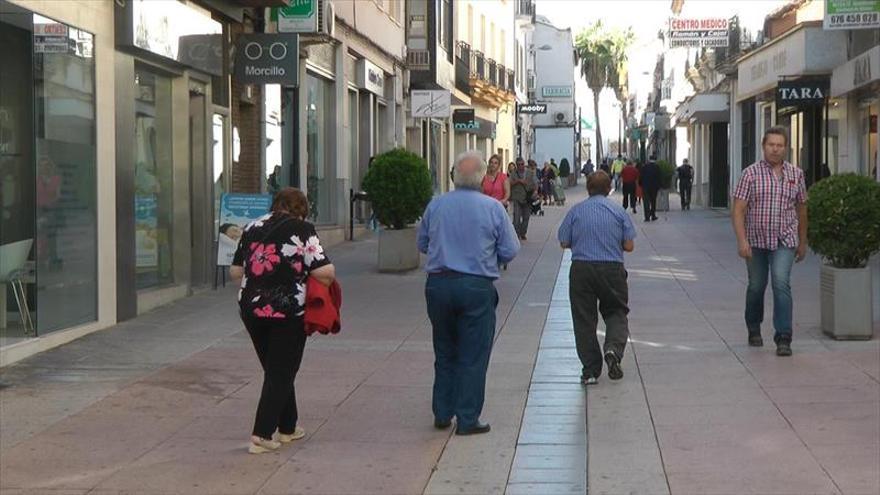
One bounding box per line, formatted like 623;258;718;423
134;67;174;289
212;113;226;240
306;73;335;224
0;6;97;340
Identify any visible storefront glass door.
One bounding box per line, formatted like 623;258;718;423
0;3;97;342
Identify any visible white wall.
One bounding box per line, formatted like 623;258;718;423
534;127;575;169
533;18;575;127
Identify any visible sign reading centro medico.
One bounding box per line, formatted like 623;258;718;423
824;0;880;30
668;17;729;48
234;34;299;86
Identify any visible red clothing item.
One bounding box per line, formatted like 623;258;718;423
304;278;342;336
620;166;639;184
481;172;507;201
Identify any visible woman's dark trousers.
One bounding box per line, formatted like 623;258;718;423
244;316;307;439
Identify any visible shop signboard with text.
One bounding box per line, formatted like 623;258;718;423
411;90;451;118
216;194;272;266
541;86;572;98
824;0;880;30
519;103;548;114
668;17;729;48
272;0;318;33
357;59;385;96
234;34;299;86
776;78;830;108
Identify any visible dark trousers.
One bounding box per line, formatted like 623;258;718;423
679;182;692;208
644;188;659;220
425;273;498;429
512;200;531;238
621;183;637;211
569;261;630;378
244;315;307;439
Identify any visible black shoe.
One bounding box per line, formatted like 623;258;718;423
651;216;658;221
580;375;598;385
455;422;491;435
604;352;623;380
434;418;452;429
776;341;792;357
748;332;764;347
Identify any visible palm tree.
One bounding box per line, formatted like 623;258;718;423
575;22;634;164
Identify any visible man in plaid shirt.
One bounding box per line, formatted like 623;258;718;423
732;126;808;357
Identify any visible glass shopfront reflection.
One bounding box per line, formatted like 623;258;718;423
0;3;97;342
134;67;174;289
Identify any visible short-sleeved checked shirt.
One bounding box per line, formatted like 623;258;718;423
732;160;807;250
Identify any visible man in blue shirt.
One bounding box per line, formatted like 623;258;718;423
558;171;636;384
418;150;520;436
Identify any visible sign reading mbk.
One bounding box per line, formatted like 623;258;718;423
234;33;299;86
776;78;829;107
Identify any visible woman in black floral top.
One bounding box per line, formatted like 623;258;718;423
230;188;335;454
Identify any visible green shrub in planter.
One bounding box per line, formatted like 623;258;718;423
362;148;433;230
807;173;880;268
559;158;571;178
657;160;675;189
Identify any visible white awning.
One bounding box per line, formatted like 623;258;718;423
831;45;880;98
674;93;730;124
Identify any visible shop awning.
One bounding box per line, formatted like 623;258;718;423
674;93;729;125
831;45;880;98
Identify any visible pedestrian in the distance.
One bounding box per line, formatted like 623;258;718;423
509;158;537;240
600;159;610;174
482;154;510;208
620;160;639;214
558;171;636;384
611;154;625;191
267;165;282;195
230;188;336;454
640;155;661;222
732;126;807;357
677;158;694;210
541;161;556;206
418;150;520;435
582;159;594;177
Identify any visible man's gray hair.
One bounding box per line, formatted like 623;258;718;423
452;150;487;190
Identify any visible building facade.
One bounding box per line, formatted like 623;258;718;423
531;15;576;168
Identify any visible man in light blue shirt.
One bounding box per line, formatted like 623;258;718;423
558;171;636;385
418;150;520;435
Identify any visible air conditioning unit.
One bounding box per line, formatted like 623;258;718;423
554;112;567;124
317;0;336;39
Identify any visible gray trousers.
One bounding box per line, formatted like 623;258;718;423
569;261;630;377
512;200;531;238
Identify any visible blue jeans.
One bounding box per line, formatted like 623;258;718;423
745;246;795;342
425;273;498;429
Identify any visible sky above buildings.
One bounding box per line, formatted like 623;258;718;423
536;0;790;158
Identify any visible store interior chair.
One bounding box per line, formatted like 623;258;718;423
0;239;35;336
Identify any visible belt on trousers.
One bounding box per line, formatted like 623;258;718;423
428;269;493;280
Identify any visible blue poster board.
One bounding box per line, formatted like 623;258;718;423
217;193;272;266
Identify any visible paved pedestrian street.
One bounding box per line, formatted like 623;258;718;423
1;188;878;495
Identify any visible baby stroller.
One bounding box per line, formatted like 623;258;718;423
530;196;545;216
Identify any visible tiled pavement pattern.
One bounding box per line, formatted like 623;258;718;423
1;184;878;495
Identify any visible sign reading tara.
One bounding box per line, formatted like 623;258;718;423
824;0;880;30
519;103;547;114
411;90;451;118
541;86;572;98
668;17;729;48
272;0;318;33
776;78;830;107
234;33;299;86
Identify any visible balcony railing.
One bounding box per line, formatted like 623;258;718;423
507;69;515;93
516;0;536;23
407;49;430;71
487;58;498;86
455;41;471;94
472;50;486;81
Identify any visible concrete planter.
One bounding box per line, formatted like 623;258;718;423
820;264;874;340
378;227;420;272
657;189;671;212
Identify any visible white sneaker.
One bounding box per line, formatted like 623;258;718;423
278;426;306;443
248;436;282;454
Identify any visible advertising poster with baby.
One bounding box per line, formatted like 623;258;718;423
217;193;272;266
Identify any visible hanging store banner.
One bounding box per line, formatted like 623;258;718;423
824;0;880;30
216;193;272;266
272;0;318;33
776;78;830;108
234;33;299;86
411;90;451;118
668;17;729;48
357;59;386;96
